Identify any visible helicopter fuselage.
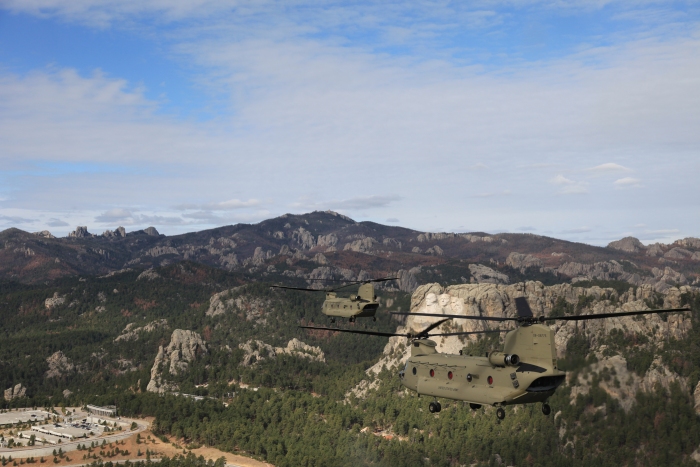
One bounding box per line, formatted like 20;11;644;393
321;283;380;319
399;324;566;407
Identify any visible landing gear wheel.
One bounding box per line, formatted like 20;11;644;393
496;407;505;420
349;317;355;323
330;318;336;324
542;403;551;416
428;401;442;413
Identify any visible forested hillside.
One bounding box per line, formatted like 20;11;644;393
1;258;700;465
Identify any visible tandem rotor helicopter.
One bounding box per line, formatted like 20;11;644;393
271;277;398;323
301;297;690;420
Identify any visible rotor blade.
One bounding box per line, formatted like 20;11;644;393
299;325;407;338
419;318;452;335
392;312;517;322
544;307;691;322
270;285;325;292
329;277;400;291
428;329;513;337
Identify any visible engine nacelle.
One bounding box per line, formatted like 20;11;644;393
488;352;520;367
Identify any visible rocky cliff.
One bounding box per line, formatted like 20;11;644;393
147;329;208;393
352;281;697;416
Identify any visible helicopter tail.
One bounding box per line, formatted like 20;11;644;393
358;283;375;301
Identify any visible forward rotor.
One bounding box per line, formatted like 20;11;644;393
271;276;398;293
300;318;511;340
391;296;691;325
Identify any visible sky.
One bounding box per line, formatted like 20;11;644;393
0;1;699;245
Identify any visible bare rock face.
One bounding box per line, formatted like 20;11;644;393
238;338;325;367
468;264;509;284
144;226;159;236
343;237;377;253
292;227;315;249
34;230;55;239
664;247;693;260
506;252;543;271
396;267;421;293
607;236;645;253
136;268;161;281
312;253;329;265
317;233;338;247
694;381;700;415
46;351;74;378
145;246;178;257
114;319;169;342
646;243;664;256
676;237;700;249
4;383;27;401
69;226;92;238
45;292;66;309
147;329;207;393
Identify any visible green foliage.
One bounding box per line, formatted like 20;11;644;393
549;297;573;318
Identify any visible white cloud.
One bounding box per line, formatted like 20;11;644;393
47;218;70;227
549;175;588;194
176;199;262;211
294;195;401;211
613;177;643;188
0;214;37;224
386;218;400;223
586;163;632;173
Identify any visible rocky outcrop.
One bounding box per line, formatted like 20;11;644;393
45;292;66;309
676;237;700;249
238;338;325;367
608;236;645;253
694;381;700;415
506;252;543;271
317;234;338;248
292;227;315;249
207;288;270;320
144;227;159;236
114;319;169;342
146;329;207;393
4;383;27;401
136;268;161;281
145;246;179;257
664;247;693;260
396;267;421;293
46;351;74;378
33;230;55;239
69;226;92;238
468;264;509;284
343;237;377;253
103;227;126;238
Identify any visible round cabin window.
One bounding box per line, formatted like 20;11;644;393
487;376;494;385
448;371;453;380
466;373;472;382
430;369;435;377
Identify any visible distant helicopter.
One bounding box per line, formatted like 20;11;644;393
301;297;690;419
271;277;398;322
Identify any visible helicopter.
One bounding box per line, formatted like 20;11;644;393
301;297;690;420
271;277;398;323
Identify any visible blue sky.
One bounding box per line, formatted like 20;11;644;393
0;1;699;245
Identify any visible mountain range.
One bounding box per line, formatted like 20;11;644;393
3;211;699;294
